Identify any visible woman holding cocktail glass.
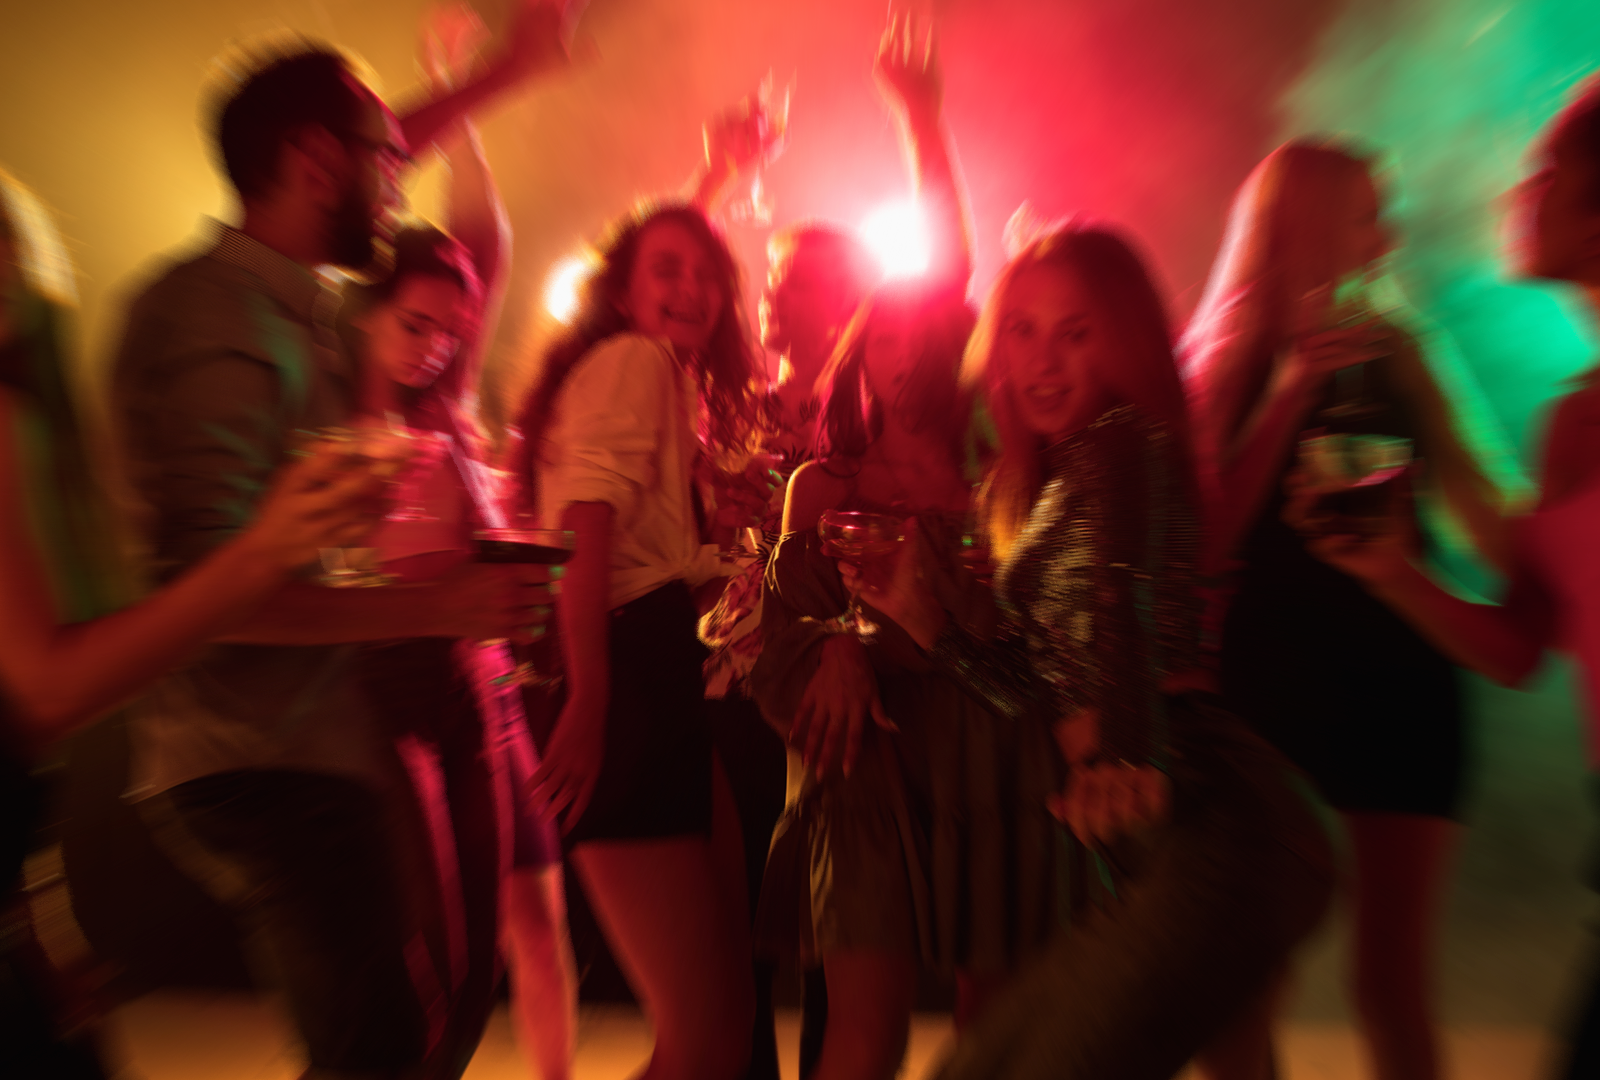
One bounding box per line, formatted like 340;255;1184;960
853;221;1334;1080
750;277;1060;1080
1182;140;1516;1080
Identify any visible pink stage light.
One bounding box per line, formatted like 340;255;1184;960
859;199;930;279
543;254;592;323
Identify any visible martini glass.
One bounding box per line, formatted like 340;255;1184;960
817;510;905;640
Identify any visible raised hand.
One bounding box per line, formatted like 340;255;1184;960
420;1;490;91
874;9;943;121
701;83;789;181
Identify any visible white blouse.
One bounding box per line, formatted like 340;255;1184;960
538;333;725;609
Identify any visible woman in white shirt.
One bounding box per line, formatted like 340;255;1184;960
516;201;768;1080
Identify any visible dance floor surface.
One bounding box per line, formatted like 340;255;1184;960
106;993;1556;1080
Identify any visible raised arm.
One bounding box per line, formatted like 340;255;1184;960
419;4;512;301
685;90;787;215
874;11;973;291
396;0;579;155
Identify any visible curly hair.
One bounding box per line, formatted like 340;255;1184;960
515;201;768;478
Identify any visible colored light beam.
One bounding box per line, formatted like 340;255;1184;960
859;199;930;279
542;255;591;324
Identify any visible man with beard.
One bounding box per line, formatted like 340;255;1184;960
108;17;571;1078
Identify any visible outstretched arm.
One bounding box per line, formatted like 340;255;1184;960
875;10;973;291
0;396;384;755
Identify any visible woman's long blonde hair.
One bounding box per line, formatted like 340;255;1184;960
1179;140;1374;476
964;220;1195;560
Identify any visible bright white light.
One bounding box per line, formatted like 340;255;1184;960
543;255;591;323
859;200;931;279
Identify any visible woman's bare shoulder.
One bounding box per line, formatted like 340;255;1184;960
783;460;854;533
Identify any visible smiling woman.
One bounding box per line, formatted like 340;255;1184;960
510;199;768;1080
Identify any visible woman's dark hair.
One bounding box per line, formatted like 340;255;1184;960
516;201;767;472
348;224;485;428
813;279;974;468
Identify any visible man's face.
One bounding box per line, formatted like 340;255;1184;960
1510;123;1600;284
326;94;407;271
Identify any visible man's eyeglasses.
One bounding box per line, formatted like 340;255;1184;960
340;132;413;177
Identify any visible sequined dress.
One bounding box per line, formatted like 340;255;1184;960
921;405;1338;1080
930;404;1199;765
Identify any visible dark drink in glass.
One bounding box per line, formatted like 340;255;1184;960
472;528;577;565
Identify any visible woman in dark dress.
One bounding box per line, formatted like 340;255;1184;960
1182;140;1515;1080
857;221;1335;1080
750;277;1057;1080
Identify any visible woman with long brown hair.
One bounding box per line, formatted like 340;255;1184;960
857;220;1334;1080
1182;140;1515;1080
517;200;765;1080
751;276;1058;1080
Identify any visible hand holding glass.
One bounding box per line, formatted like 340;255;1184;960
818;510;905;640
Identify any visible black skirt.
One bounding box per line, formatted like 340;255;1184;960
564;580;714;847
1220;504;1466;818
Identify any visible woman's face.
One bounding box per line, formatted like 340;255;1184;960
997;263;1113;441
359;274;467;390
1333;172;1394;280
624;219;725;357
860;305;920;412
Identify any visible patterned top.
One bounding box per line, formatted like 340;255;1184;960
112;222;374;797
929;404;1201;766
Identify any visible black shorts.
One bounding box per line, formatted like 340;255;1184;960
564;580;714;847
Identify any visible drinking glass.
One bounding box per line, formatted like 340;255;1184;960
1296;432;1413;537
296;423;432;587
817;510;905;640
472;528;577;565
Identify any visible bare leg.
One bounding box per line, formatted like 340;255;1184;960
571;836;754;1080
1344;811;1457;1080
813;951;916;1080
502;865;577;1080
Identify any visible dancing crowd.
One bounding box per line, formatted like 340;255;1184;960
6;3;1600;1080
